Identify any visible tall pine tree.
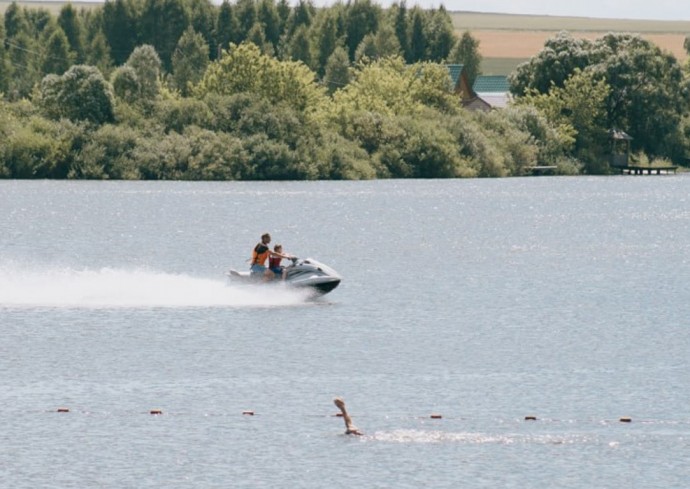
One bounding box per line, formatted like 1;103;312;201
448;31;482;86
257;0;281;49
0;21;11;94
409;7;426;62
41;21;72;75
7;31;40;99
139;0;190;71
313;10;339;76
345;0;380;60
187;0;217;64
393;1;410;62
58;3;85;63
235;0;257;43
425;6;455;62
102;0;138;65
172;26;209;96
285;0;313;37
4;2;28;40
215;1;239;56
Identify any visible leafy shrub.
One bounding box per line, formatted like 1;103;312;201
373;144;412;178
304;132;375;180
243;134;299;180
5;98;41;119
39;65;115;125
446;113;501;177
71;124;140;179
134;127;252;180
235;100;305;147
153;97;214;134
111;65;140;104
342;110;405;154
113;101;150;129
376;114;468;178
195;43;326;114
184;128;251;180
553;156;583;175
408;117;464;177
473;110;539;176
125;45;162;104
202;93;257;133
4;116;83;178
0;101;12;177
134;131;191;179
501;105;572;166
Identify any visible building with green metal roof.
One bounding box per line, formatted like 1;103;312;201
472;75;510;93
444;68;512;111
472;75;511;109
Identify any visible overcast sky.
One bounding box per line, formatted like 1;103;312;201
313;0;690;21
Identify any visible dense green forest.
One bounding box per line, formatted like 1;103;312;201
0;0;688;179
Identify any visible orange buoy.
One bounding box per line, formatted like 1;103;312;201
619;417;632;423
524;416;537;421
242;410;255;416
150;409;163;415
430;414;443;419
57;408;70;413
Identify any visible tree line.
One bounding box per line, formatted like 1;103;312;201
511;31;690;169
0;0;688;180
1;0;478;98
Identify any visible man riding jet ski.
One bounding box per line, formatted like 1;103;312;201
227;233;342;296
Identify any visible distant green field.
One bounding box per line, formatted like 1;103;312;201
449;11;690;33
480;57;527;76
1;0;102;14
451;11;689;67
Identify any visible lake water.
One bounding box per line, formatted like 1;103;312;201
1;177;689;488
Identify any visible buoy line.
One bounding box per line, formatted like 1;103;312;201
42;407;652;426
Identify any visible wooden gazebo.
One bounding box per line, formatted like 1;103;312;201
609;128;633;168
608;128;677;174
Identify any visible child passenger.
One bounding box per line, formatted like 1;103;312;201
269;244;288;280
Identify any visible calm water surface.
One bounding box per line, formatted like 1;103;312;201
1;177;689;488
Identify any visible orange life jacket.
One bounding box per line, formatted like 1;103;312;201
252;243;270;266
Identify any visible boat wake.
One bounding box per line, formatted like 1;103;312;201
0;263;310;308
371;429;594;445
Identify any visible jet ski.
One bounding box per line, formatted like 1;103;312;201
227;257;342;296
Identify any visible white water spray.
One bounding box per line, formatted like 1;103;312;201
0;263;309;308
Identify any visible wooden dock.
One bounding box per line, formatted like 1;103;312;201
615;165;678;175
526;165;557;175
